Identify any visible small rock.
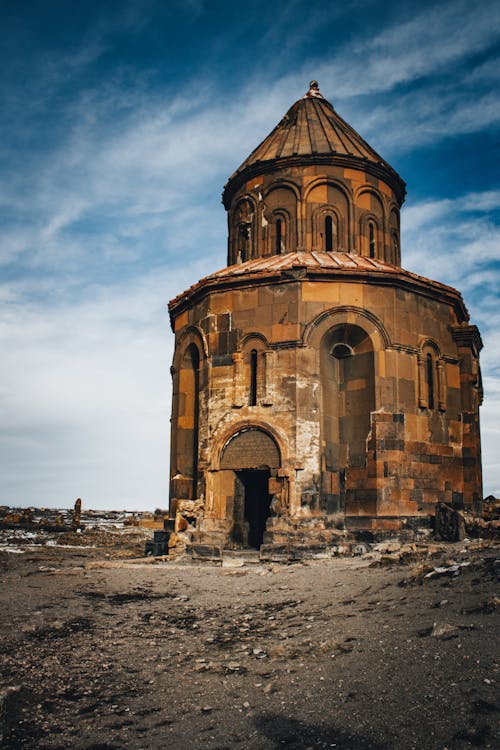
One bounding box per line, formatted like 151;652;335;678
430;622;460;639
263;683;277;694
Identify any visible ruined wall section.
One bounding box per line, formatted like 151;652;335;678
170;268;482;538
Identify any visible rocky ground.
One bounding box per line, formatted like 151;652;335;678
0;529;498;750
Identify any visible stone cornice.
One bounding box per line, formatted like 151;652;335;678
169;264;469;331
450;324;483;354
222;153;407;209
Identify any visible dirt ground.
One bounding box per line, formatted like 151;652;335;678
0;532;498;750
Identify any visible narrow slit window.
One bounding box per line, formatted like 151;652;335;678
325;215;333;252
393;233;399;264
249;349;258;406
426;353;435;410
369;222;375;258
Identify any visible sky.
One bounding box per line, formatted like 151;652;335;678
0;0;499;511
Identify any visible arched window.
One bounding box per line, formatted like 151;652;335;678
320;324;375;514
249;349;258;406
426;353;435;410
368;221;376;258
325;215;334;252
331;343;353;359
392;233;399;264
275;219;282;254
173;342;200;499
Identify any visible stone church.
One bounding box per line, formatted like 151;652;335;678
168;81;483;552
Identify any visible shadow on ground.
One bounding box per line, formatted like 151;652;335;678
255;713;387;749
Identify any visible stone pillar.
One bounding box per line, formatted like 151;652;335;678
260;349;273;406
437;360;446;411
417;353;427;408
232;352;244;407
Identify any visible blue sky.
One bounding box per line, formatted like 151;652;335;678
1;0;499;510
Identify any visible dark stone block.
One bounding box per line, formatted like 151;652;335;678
188;544;222;560
145;541;168;556
384;438;405;451
325;494;341;514
218;312;231;332
392;413;404;423
211;355;233;367
217;331;229;354
228;330;238;351
153;530;170;543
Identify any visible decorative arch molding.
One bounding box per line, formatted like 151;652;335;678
354;183;385;210
304;306;391;351
239;331;269;349
262;179;301;202
209;419;289;471
232;192;258;215
418;338;446;411
419;337;441;356
173;325;208;368
355;186;386;215
311;204;345;251
270;207;292;254
230;193;259;263
232;334;271;408
303;176;353;203
389;204;400;226
359;211;381;258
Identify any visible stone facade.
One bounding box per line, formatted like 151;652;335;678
168;82;483;550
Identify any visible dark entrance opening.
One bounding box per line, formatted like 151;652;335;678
237;469;271;549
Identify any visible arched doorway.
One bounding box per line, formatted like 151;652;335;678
220;428;280;548
320;324;375;515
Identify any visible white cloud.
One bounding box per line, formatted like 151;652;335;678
1;0;499;508
313;0;500;98
401;189;500;496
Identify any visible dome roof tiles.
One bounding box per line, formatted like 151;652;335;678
169;251;466;322
228;82;395;179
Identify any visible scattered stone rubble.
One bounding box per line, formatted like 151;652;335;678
0;534;498;750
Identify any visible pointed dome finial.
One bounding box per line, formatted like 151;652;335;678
303;80;325;99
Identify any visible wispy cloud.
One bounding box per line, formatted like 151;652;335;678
0;0;499;506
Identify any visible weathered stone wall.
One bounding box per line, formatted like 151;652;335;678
169;268;482;543
227;165;401;265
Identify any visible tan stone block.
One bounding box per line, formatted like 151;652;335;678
378;180;393;197
339;285;364;307
357;192;372;210
301;281;340;303
174;310;189;332
377;351;386;377
210;293;232;314
271;323;300;341
343;168;363;183
446;363;461;389
233;289;259;310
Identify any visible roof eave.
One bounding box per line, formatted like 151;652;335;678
222;153;406;209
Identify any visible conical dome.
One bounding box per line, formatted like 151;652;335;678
223;82;405;268
223;81;405;208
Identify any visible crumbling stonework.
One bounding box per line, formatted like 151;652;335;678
168;82;483;551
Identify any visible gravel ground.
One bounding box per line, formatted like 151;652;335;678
0;535;498;750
